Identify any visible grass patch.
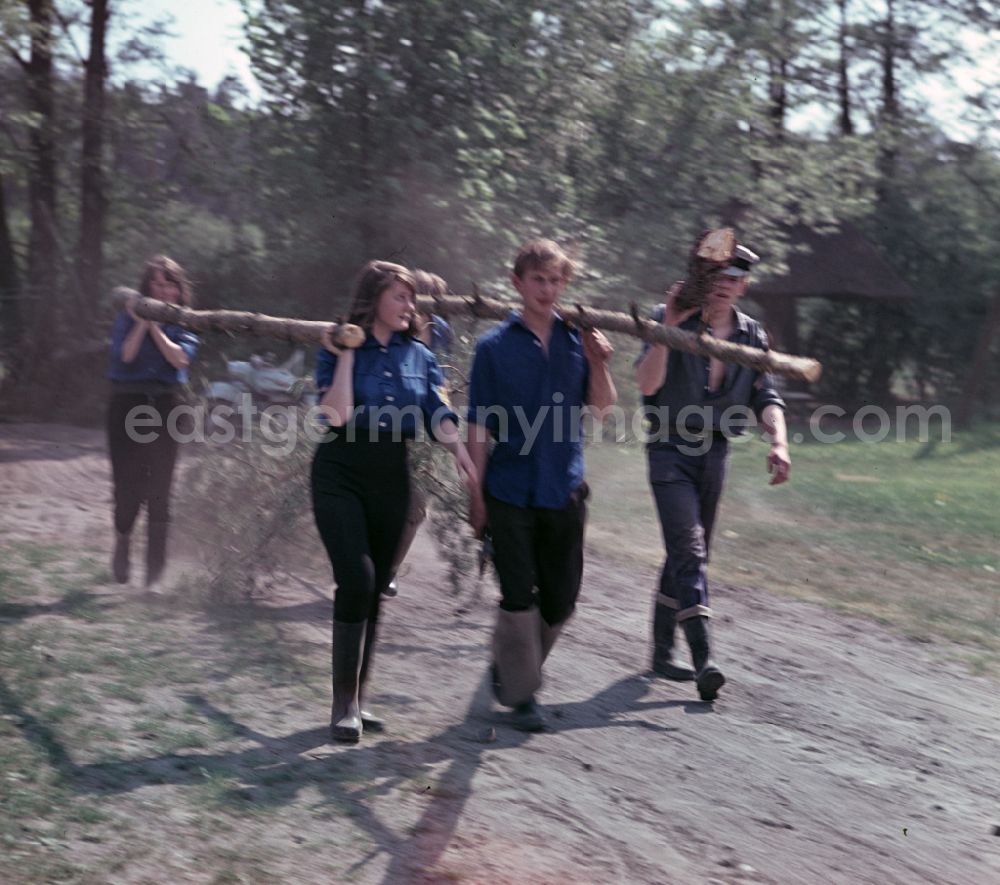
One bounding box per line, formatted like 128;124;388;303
0;535;345;883
584;421;1000;670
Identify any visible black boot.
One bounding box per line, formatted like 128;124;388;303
146;520;169;587
651;601;696;681
331;620;366;743
357;620;384;733
540;619;565;663
510;698;547;732
112;530;131;584
681;616;726;701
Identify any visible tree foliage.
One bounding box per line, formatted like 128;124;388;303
0;0;997;418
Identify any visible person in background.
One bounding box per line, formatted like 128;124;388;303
466;239;617;732
634;233;790;702
384;268;456;598
312;260;477;743
106;255;199;589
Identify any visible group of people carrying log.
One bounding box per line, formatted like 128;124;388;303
106;231;791;742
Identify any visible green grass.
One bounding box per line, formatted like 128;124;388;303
584;420;1000;666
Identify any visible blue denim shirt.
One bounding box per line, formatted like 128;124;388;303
637;304;785;445
467;312;590;509
315;332;457;439
108;311;199;385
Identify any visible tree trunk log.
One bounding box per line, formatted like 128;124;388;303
418;293;822;383
110;288;366;349
111;287;823;383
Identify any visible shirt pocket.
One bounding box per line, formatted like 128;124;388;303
398;356;428;408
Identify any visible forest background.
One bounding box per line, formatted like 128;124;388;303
0;0;999;421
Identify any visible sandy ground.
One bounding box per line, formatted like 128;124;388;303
2;422;1000;884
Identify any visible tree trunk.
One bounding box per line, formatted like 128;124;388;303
837;0;855;135
0;175;22;352
111;288;823;383
876;0;898;200
78;0;110;311
353;0;376;256
25;0;59;335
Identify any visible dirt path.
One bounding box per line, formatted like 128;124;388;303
2;423;999;884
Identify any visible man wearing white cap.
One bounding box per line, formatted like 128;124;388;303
634;230;791;701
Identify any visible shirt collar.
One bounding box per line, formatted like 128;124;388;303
507;309;572;335
733;307;752;335
681;306;753;336
360;330;409;349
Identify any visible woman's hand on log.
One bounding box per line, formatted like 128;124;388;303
320;325;345;356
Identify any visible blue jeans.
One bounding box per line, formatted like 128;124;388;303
647;439;730;620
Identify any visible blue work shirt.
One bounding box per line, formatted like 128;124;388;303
467;312;590;509
315;332;457;439
637;304;785;446
108;311;199;385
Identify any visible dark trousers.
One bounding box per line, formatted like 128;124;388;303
106;391;181;535
648;439;729;620
486;485;588;626
311;436;410;624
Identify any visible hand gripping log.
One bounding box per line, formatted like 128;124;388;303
111;286;821;383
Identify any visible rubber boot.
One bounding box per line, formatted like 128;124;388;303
651;599;696;681
493;608;546;732
112;530;131;584
145;520;169;588
540;619;565;662
331;620;366;743
357;619;385;732
681;616;726;701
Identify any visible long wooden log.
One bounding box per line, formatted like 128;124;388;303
417;292;822;383
110;287;366;349
111;286;822;382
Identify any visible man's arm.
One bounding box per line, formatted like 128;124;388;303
635;285;698;396
760;403;790;485
582;328;617;420
466;422;491;537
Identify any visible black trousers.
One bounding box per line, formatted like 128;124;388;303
648;438;730;620
106;390;182;535
311;435;410;624
486;485;588;626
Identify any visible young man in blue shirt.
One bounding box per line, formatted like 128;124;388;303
467;239;617;731
635;233;790;701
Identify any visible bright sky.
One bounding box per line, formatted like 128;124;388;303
117;0;260;101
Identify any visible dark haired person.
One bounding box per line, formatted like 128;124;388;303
385;268;457;598
467;239;617;732
107;255;199;589
635;233;790;702
313;260;477;743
